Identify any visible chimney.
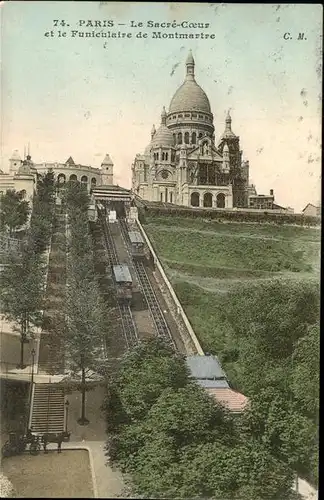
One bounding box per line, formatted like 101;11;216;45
270;189;274;196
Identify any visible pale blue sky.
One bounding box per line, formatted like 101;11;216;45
1;2;322;211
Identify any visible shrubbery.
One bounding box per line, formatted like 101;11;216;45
174;279;319;486
103;338;299;499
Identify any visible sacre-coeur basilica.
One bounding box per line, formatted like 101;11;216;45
132;50;273;210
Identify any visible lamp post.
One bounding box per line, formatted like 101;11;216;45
65;399;70;434
31;348;36;386
27;348;36;434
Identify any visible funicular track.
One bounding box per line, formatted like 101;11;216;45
100;215;138;348
119;219;176;348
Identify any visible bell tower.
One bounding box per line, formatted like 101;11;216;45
101;154;114;185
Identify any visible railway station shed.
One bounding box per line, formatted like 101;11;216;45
186;354;249;413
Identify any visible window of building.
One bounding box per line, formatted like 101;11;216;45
203;192;213;207
185;113;190;117
173;134;176;145
165;152;168;161
191;192;200;207
170;192;173;203
192;132;197;144
184;132;190;144
165;188;168;203
199;115;203;119
160;192;163;202
199;133;203;139
216;193;226;208
177;133;182;144
178;114;183;118
161;170;169;179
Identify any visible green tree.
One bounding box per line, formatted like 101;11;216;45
104;339;297;499
64;273;106;424
0;247;45;368
63;180;90;214
29;170;56;254
0;189;30;235
64;179;108;425
241;386;317;485
112;338;190;422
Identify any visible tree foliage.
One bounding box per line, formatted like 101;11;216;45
0;189;30;235
29;171;56;254
0;245;45;337
103;338;297;499
63;181;110;421
175;277;319;488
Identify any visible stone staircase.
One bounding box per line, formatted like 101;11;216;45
30;383;65;434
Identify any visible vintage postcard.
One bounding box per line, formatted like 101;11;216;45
0;2;321;499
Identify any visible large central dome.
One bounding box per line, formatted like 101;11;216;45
169;51;211;114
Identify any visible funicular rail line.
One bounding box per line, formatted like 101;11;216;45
119;219;176;348
100;215;138;348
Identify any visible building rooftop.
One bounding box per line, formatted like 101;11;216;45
205;387;249;413
186;354;227;380
196;378;230;389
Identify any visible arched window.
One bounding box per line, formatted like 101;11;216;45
192;132;197;145
69;174;77;182
170;192;173;203
216;193;226;208
162;152;165;160
203;192;213;207
57;173;66;184
173;134;176;145
177;132;182;145
81;175;88;184
165;152;168;161
191;192;200;207
184;132;190;144
91;177;97;186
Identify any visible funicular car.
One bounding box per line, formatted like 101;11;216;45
128;231;145;259
112;264;133;303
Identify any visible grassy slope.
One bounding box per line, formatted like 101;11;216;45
143;216;320;353
143;215;320;486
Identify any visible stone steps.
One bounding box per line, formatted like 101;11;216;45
30;383;65;434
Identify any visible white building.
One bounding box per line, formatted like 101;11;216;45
132;51;252;209
0;150;115;199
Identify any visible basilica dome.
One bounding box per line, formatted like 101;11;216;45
168;51;211;114
169;80;211;114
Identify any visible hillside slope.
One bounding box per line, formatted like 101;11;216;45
143;215;320;486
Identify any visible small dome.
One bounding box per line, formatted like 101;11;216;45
169;80;211;114
151;124;174;148
10;150;21;161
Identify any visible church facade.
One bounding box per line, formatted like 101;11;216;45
132;51;252;209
